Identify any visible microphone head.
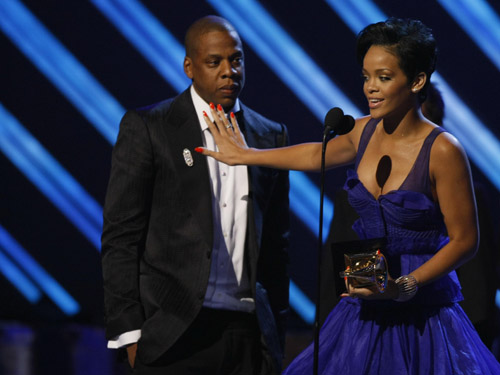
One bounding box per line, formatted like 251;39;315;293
337;115;355;135
324;107;344;131
324;107;354;136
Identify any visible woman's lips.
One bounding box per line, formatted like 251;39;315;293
368;98;383;109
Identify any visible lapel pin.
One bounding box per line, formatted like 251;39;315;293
183;148;194;167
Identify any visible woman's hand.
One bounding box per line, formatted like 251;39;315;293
195;103;249;165
341;275;399;300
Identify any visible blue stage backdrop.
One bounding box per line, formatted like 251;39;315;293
2;0;500;331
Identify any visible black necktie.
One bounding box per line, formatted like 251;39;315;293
234;110;245;133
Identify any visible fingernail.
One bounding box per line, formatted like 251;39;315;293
230;112;235;119
194;147;203;153
203;111;208;117
344;277;347;282
217;104;222;111
210;102;215;109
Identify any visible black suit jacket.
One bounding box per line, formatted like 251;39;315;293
101;89;290;370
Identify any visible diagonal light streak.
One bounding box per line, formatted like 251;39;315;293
432;74;500;188
90;0;190;92
0;249;42;303
0;225;80;315
290;171;334;241
325;0;500;190
289;280;315;324
0;103;102;249
438;0;500;72
0;0;111;312
0;0;124;144
325;0;385;33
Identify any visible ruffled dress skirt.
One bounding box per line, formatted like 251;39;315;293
283;297;500;374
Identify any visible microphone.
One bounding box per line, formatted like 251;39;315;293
323;107;355;137
314;106;354;375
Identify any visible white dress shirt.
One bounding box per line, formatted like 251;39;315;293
190;86;254;313
108;87;253;348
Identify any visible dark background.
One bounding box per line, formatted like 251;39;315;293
2;1;500;373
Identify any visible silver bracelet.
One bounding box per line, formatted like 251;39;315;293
394;275;418;302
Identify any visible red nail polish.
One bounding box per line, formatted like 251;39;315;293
194;147;203;153
344;277;347;282
210;102;215;109
217;104;222;111
203;111;208;117
230;112;235;119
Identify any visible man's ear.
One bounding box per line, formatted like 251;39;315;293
411;72;427;93
184;57;193;79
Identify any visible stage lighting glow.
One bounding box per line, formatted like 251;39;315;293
0;250;42;303
289;280;315;324
0;225;80;315
0;104;103;250
0;0;124;144
438;0;500;72
290;171;334;242
325;0;385;36
434;75;500;189
90;0;190;92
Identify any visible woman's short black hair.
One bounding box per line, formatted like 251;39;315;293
356;18;437;102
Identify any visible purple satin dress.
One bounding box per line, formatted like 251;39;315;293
283;119;500;374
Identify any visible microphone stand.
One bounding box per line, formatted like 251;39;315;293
313;128;332;375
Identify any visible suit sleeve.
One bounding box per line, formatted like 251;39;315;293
259;123;291;351
101;110;154;339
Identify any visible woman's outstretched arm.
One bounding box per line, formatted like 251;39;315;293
195;104;361;171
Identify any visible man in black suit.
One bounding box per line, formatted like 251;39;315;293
101;15;290;374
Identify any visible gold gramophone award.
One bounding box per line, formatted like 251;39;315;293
339;250;388;292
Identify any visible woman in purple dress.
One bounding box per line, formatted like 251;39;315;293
197;18;500;374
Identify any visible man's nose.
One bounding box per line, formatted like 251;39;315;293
220;60;237;78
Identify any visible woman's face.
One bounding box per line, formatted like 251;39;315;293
362;45;414;119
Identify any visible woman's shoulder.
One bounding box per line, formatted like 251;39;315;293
431;127;465;157
350;115;372;138
354;115;372;128
430;127;470;174
354;115;373;129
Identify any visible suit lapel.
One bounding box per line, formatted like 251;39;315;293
163;90;213;249
238;107;265;270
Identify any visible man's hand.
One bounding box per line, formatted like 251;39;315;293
126;343;138;368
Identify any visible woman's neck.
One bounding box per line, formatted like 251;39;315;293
380;106;424;138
